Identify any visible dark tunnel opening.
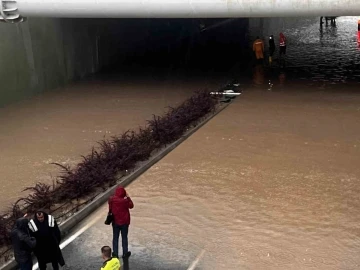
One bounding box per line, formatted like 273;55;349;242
81;16;360;91
1;16;360;108
95;18;251;74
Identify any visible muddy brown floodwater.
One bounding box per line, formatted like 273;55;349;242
1;15;360;268
0;74;223;212
127;88;360;269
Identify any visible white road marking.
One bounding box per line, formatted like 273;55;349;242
186;249;206;270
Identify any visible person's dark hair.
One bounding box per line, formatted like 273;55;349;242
101;246;112;258
35;210;47;217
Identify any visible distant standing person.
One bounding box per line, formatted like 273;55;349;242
28;211;65;270
357;20;360;45
109;186;134;258
11;216;37;270
253;36;265;62
268;35;276;65
100;246;121;270
279;32;287;56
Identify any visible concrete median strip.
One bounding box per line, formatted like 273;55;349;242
1;101;232;270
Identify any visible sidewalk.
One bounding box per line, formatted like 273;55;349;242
58;202;210;270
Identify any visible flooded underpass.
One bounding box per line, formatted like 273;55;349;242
0;72;225;208
127;90;360;269
1;16;360;269
60;89;360;270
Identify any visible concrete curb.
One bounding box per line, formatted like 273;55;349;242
1;101;232;270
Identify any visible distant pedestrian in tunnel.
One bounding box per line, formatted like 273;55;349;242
279;32;287;56
357;20;360;45
268;35;276;65
100;246;121;270
108;186;134;259
279;32;287;68
253;36;264;62
28;211;65;270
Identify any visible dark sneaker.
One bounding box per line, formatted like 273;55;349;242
122;251;131;258
112;252;119;258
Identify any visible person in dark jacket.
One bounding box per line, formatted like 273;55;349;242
11;217;36;270
268;35;275;65
28;211;65;270
108;187;134;258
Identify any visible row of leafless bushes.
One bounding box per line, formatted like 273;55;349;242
0;90;219;259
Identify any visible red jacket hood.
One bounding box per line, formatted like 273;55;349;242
109;187;134;225
280;33;285;39
115;187;126;198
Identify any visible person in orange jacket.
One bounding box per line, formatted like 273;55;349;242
253;36;264;61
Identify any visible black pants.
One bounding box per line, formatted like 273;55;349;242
269;48;275;57
18;259;33;270
38;261;59;270
280;46;286;55
112;224;129;257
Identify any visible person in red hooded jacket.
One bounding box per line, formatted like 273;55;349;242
357;20;360;45
108;186;134;259
279;32;287;68
279;33;286;55
279;32;287;56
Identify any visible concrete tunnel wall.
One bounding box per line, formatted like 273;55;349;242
0;18;128;107
0;18;185;107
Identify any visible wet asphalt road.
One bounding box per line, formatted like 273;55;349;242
46;204;208;270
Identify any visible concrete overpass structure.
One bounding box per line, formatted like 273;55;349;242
1;0;360;23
